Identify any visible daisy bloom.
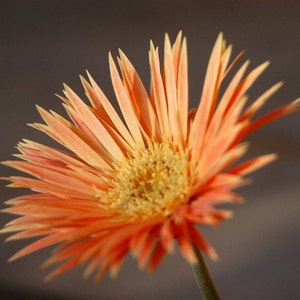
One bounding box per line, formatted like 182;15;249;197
1;32;299;283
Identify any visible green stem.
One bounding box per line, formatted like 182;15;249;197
192;246;221;300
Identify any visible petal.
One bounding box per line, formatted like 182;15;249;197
164;33;181;140
175;221;197;264
109;53;145;146
62;85;126;160
189;33;225;161
160;218;175;253
188;225;218;260
32;106;111;170
149;41;169;136
117;50;159;139
176;37;189;142
82;73;136;148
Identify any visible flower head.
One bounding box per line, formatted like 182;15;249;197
1;32;299;281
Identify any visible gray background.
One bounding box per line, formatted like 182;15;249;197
0;1;299;299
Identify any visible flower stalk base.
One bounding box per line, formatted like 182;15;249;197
192;246;221;300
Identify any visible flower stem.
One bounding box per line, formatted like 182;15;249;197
192;246;221;300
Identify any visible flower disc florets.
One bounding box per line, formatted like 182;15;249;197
102;141;190;221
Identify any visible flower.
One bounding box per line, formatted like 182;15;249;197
1;32;299;281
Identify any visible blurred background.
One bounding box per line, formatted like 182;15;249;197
0;1;299;299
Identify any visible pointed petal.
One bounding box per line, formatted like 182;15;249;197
109;53;145;146
175;221;197;264
63;85;126;159
33;106;111;170
8;232;68;262
149;42;169;136
160;219;175;253
241;82;283;121
189;33;224;154
164;33;181;140
177;38;188;141
188;225;218;260
118;50;159;139
238;98;300;140
84;72;136;148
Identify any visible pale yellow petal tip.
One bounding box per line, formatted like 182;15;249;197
42;268;62;283
268;153;279;162
4;235;17;243
82;271;90;280
109;268;120;279
85;69;92;78
1;230;17;242
163;30;183;41
62;82;71;93
117;48;126;59
1;160;10;167
149;39;155;49
7;254;18;263
236;196;245;204
225;211;234;219
261;60;271;70
257;153;278;169
35;104;43;111
175;30;183;37
40;258;53;270
79;74;86;83
210;249;219;261
275;81;284;89
216;32;224;44
43;274;54;283
292;98;300;109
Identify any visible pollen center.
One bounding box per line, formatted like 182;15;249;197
103;141;190;220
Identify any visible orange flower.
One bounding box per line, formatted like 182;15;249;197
1;32;299;281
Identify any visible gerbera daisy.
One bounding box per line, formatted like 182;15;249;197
1;32;299;285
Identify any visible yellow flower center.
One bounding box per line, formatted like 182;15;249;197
103;141;190;221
